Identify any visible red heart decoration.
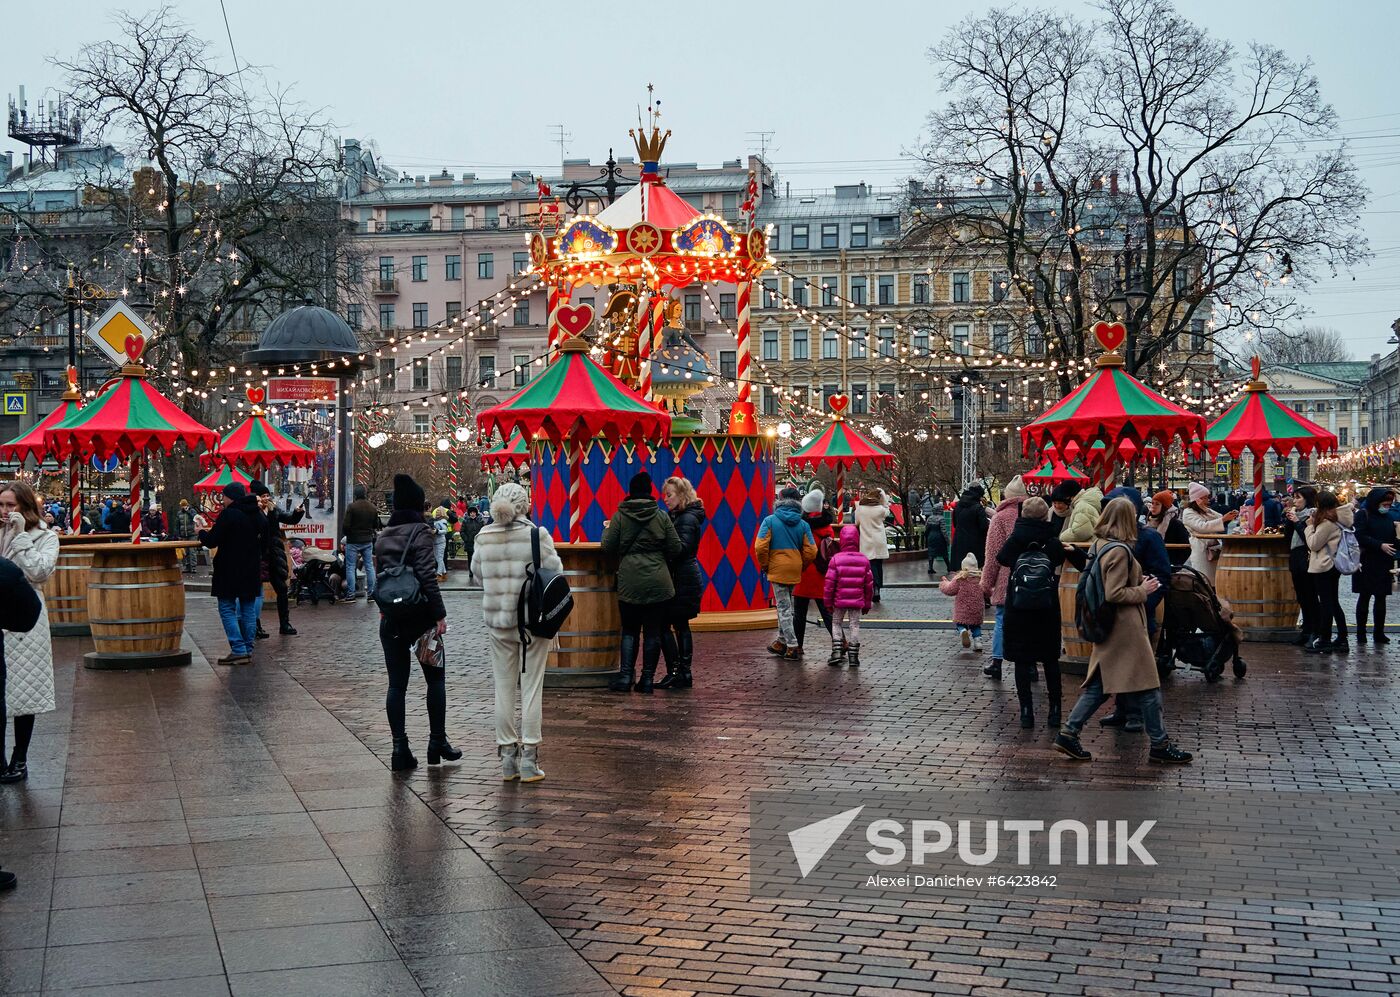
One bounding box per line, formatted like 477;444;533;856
557;303;594;338
1092;321;1126;353
123;333;145;361
246;386;266;405
828;394;849;414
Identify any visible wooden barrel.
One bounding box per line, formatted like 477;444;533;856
1058;561;1092;671
546;542;621;688
1212;533;1296;641
83;543;191;668
42;534;128;636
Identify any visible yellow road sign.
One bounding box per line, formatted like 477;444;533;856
87;300;155;366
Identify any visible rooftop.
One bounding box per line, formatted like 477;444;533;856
1282;361;1372;385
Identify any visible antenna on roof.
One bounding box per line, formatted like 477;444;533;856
550;124;571;165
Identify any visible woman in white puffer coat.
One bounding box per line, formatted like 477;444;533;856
470;482;562;784
1;480;60;784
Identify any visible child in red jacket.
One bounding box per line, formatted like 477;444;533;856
939;552;986;652
823;525;874;667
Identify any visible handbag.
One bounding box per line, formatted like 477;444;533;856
373;525;427;618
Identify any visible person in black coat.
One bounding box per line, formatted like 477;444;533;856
925;510;949;575
197;483;267;666
1353;487;1397;645
950;486;990;568
997;497;1087;730
658;476;707;690
373;474;454;771
251;480;307;638
1283;485;1320;645
0;555;42;891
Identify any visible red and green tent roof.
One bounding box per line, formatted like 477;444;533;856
194;465;254;494
481;431;530;470
787;419;895;473
0;396;81;464
476;339;670;447
1026;458;1089;486
205;412;315;471
1021;360;1205;458
44;371;220;461
1199;382;1337;460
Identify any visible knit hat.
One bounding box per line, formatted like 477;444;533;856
1153;489;1176;510
961;552;979;572
1003;475;1027;500
392;473;426;511
779;485;802;501
1048;481;1081;505
628;471;654;499
249;480;270;496
222;482;246;501
1188;481;1210;504
801;489;825;514
489;482;531;523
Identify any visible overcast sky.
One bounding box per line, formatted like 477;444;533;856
5;1;1395;355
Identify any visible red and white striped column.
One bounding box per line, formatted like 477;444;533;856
69;459;82;535
567;444;583;543
128;452;142;542
546;282;563;361
735;280;753;403
639;297;664;402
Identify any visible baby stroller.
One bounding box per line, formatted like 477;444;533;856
1155;565;1246;682
291;543;342;606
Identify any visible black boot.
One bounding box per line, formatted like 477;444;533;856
655;627;681;688
610;633;639;692
390;735;418;771
636;630;661;693
1014;662;1034;728
847;642;860;667
423;667;458;764
1376;604;1390;644
983;657;1002;680
657;628;693;689
427;738;462;764
1045;661;1062;729
1356;599;1368;644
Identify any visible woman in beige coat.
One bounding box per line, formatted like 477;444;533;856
1054;498;1193;765
1303;490;1353;654
1181;482;1237;584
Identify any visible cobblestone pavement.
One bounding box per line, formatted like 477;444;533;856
187;582;1400;996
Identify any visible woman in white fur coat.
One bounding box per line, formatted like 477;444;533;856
470;482;562;784
1;480;60;784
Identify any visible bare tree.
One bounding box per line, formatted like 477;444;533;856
1256;325;1352;367
908;0;1368;396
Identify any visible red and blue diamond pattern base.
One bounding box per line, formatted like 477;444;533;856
530;435;775;613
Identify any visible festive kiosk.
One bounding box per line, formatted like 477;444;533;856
516;119;778;634
1021;321;1207;666
1024;456;1090;492
203;387;316;473
480;431;530;472
786;395;895;514
1196;357;1338;640
44;336;219;668
194;465;254;496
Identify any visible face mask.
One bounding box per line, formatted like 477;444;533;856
1382;505;1393;514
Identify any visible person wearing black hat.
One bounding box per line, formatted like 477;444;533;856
1048;481;1082;534
373;474;455;771
602;471;682;693
197;482;268;666
250;480;307;638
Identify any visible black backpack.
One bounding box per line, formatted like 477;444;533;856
1008;542;1057;611
517;524;574;667
1075;540;1128;643
373;525;426;618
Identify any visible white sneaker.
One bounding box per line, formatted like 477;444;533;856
961;629;971;649
971;636;984;653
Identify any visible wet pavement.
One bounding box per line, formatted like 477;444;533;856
3;569;1399;995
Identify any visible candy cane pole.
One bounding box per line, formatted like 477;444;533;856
835;465;846;524
567;441;582;543
735;280;753;403
639;297;663;401
69;458;81;535
128;451;142;541
1252;457;1265;534
547;282;563;361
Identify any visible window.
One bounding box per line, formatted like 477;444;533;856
762;328;780;361
876;216;897;236
413;414;429;435
348;258;363;283
820;223;839;249
762;386;779;417
719;293;736;319
850;222;868;248
379;358;395;390
952;271;970;303
514;355;530;387
993;384;1010;413
913;274;930;304
477;253;494;279
412;358;429;389
992;273;1009;302
579;296;595;310
411;256;427;282
378;303;395;329
1058;270;1074;295
791;329;809;361
346;303;362;329
1190;319;1206;351
851;329;868;359
412;302;429;328
992;323;1010;354
852;385;868;415
1174;267;1189;295
719;350;737;379
792;224;809;250
445;301;461;324
445;255;461;280
769;227;778;251
850;277;867;305
513;300;530;325
913;328;929;354
1339;427;1349;447
684;293;701;322
791;278;808;307
446;355;463;390
1362;427;1370;445
513;251;530;275
378;256;394;282
762;279;779;309
878;383;896;404
822;330;840;359
878;327;895;357
877;275;894;306
722;192;738;216
1026;326;1045;356
821;276;837;307
477;354;496;386
953;323;970;355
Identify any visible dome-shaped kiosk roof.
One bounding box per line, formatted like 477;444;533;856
242;305;370;368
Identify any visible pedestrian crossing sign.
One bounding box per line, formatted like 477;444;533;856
2;392;26;415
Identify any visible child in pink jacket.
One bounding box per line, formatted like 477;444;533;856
939;552;986;652
823;525;874;668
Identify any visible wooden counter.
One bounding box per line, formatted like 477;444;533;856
43;533;128;637
546;542;621;688
1205;532;1296;642
66;541;199;669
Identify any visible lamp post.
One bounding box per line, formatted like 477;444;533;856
1108;238;1154;488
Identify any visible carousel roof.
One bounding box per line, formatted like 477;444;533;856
44;367;220;461
194;465;254;493
481;431;529;470
1026;458;1090;486
206;411;316;471
0;394;80;464
787;419;894;472
1201;360;1337;460
595;180;702;229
